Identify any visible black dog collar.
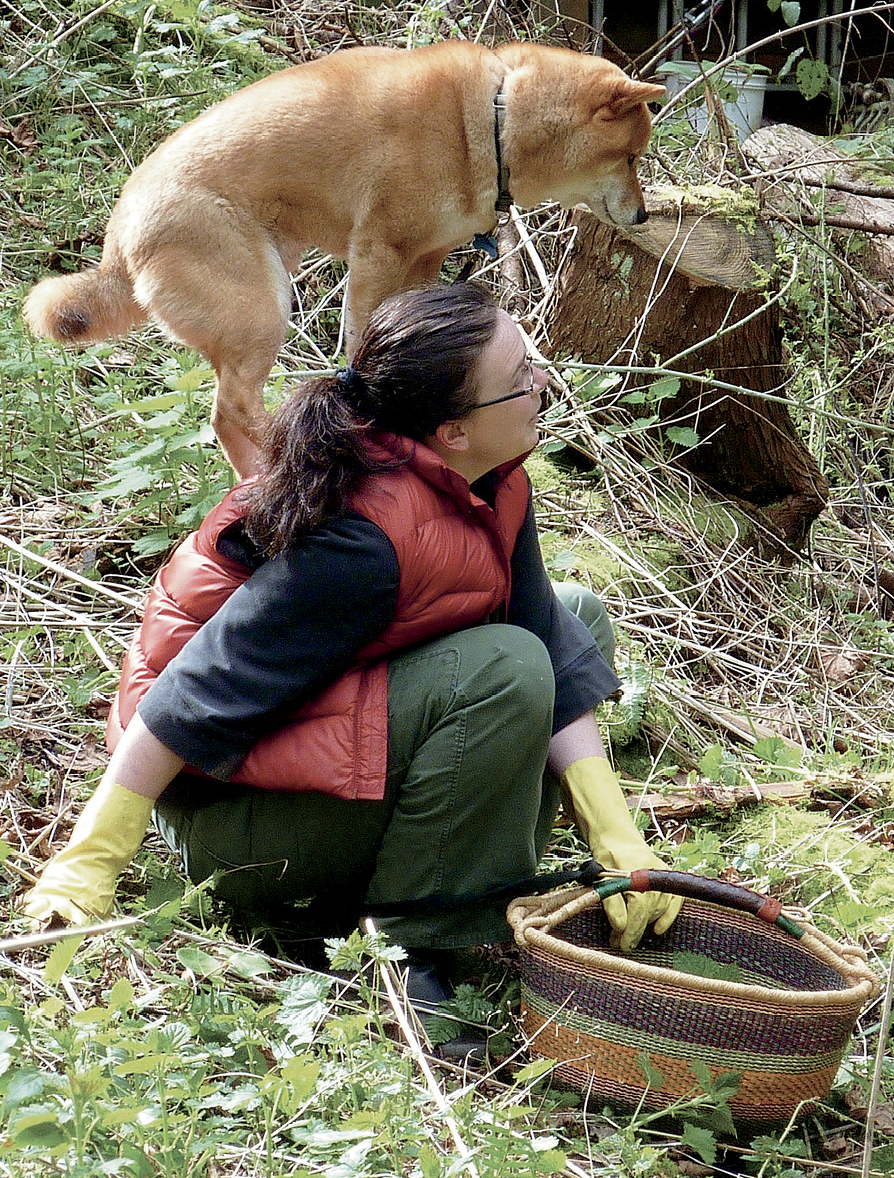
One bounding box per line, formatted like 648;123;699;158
493;84;512;213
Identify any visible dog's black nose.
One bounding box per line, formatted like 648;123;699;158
634;207;649;225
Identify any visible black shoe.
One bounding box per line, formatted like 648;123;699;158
403;951;487;1064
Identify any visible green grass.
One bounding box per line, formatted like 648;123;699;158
1;1;893;1174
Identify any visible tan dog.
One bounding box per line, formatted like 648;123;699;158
24;40;663;476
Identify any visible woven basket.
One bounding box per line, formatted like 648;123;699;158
507;871;881;1126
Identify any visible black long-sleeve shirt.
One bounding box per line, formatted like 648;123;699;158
138;494;621;779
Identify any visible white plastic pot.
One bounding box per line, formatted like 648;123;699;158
657;61;767;143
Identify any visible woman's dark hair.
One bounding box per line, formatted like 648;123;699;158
243;283;499;553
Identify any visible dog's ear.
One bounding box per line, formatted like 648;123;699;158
600;79;665;119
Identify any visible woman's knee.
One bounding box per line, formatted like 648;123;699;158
464;623;555;716
552;581;616;667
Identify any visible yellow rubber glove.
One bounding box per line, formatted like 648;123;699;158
563;756;683;951
22;780;155;925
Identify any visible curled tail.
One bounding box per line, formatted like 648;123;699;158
23;265;144;345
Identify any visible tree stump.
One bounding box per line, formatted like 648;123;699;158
548;206;829;552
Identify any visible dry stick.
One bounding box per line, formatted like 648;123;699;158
0;533;141;611
719;1140;886;1177
0;568;125;667
861;950;894;1178
509;205;550;291
0;916;142;956
362;918;480;1178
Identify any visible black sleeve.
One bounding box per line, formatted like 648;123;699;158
137;514;400;778
507;495;621;733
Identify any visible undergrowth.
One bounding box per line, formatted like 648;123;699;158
1;0;893;1175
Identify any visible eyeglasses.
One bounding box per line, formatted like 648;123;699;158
476;359;540;409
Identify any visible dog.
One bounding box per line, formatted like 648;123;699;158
23;40;663;477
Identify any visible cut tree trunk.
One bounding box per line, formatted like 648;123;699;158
742;123;894;314
548;205;829;552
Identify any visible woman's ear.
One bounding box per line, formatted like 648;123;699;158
432;419;470;453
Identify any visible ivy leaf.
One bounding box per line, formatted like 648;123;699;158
797;59;829;101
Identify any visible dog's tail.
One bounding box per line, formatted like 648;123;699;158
23;264;144;345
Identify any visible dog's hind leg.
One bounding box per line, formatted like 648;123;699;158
136;235;292;478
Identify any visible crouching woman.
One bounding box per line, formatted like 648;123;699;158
22;283;680;1005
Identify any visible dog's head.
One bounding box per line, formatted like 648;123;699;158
575;74;666;228
494;45;665;229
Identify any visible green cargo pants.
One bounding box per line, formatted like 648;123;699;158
154;582;613;948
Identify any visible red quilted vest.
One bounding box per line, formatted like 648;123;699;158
107;434;531;800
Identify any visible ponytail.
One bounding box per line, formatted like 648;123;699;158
242;376;388;554
242;283;500;554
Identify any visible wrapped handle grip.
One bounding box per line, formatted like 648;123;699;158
593;867;805;939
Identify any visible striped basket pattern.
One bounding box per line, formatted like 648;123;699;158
508;882;880;1125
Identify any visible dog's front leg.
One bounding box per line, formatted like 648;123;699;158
344;244;449;359
210;349;281;478
211;388;267;479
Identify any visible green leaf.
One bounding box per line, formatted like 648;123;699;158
114;1054;169;1076
120;392;188;413
545;550;578;572
778;47;804;81
691;1058;713;1091
10;1113;67;1148
649;376;680;401
176;946;226;977
665;425;700;448
419;1142;442;1178
44;934;84;983
279;1053;320;1101
681;1123;717;1165
753;736;802;773
699;743;739;786
4;1068;50;1110
221;948;273;979
636;1051;665;1091
673;951;743;984
108;977;134;1011
781;1;800;26
0;838;11;863
534;1148;568;1173
276;974;333;1044
514;1057;557;1083
168;365;214;394
796;58;829;101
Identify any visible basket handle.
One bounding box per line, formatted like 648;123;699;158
594;867;806;939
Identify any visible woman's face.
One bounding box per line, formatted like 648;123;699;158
452;310;547;479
